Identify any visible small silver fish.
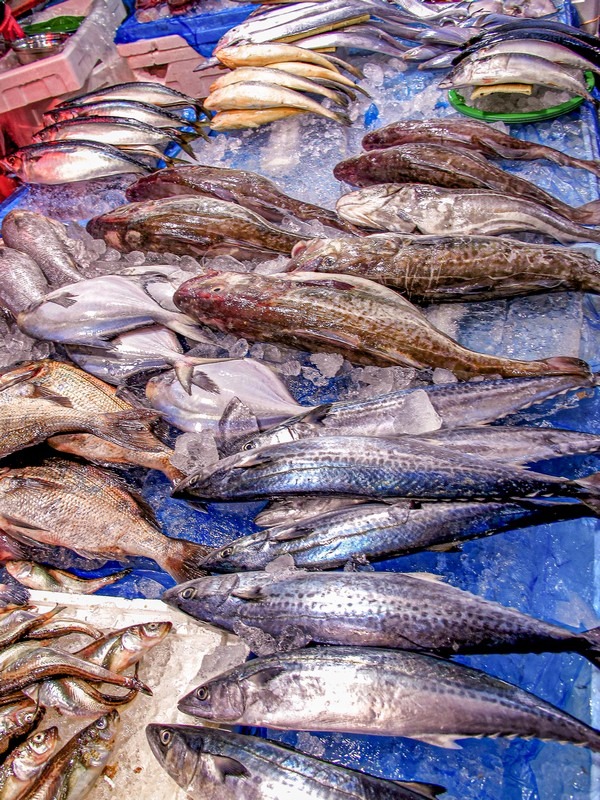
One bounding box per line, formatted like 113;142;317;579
4;561;130;595
0;726;59;800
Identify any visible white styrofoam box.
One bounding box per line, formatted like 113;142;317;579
28;589;249;800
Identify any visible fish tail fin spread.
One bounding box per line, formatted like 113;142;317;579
581;625;600;668
174;361;195;394
164;541;211;582
91;409;161;452
575;471;600;514
177;137;200;161
574;199;600;225
539;357;592;378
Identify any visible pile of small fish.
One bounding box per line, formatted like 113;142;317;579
0;82;208;185
204;43;366;130
0;593;171;800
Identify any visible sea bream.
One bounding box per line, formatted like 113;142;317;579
288;234;600;302
178;646;600;751
173;270;591;378
165;569;600;662
335;184;600;244
147;724;445;800
200;499;593;572
174;434;600;505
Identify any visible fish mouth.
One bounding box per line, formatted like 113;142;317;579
290;241;310;258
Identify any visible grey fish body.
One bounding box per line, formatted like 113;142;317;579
1;210;82;287
165;570;600;661
199;500;591;572
336;184;600;244
175;434;600;504
43;99;202;133
58;81;201;110
0;248;49;316
288;233;600;302
178;646;600;751
147;724;442;800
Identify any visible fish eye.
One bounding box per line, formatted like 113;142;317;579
32;732;45;743
146;622;160;631
160;729;172;746
212;286;222;293
196;687;210;701
23;713;35;723
181;587;195;600
322;256;336;267
96;718;107;730
218;547;233;559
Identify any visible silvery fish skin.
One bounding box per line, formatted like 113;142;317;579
333;144;600;224
21;712;119;800
4;561;130;595
86;196;305;259
178;646;600;750
361;118;600;178
145;362;307;434
165;569;600;663
0;701;40;756
254;496;368;528
175;435;600;504
1;210;83;287
461;38;600;75
336;184;600;244
209;67;351;107
146;724;443;800
0;248;49;317
58;81;202;111
0;607;64;648
0;582;29;609
0;142;152;185
200;500;592;572
214;43;352;75
288;234;600;302
298;29;409;57
25;679;135;719
125;165;357;234
75;621;172;672
43;100;206;134
0;459;209;583
17;275;208;347
439;52;595;99
0;727;59;800
417;425;600;464
173;269;591;378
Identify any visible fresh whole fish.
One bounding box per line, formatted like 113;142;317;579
1;210;83;287
146;724;445;800
145;361;307;433
208;67;350;107
17;275;209;347
204;81;351;126
262;60;370;96
0;607;64;648
0;142;152;185
178;646;600;750
58;81;203;112
361;118;600;178
335;184;600;244
86;196;305;259
173;269;591;378
0;249;49;317
0;459;209;582
0;701;41;757
166;569;600;662
210;108;306;130
254;496;369;528
19;712;119;800
0;529;108;574
439;53;595;100
200;499;593;572
0;726;59;800
214;43;359;77
25;680;137;719
4;562;130;594
125;164;357;234
288;233;600;302
458;38;600;75
43;99;207;134
24;617;102;642
298;29;409;57
32;117;200;161
333;144;600;224
175;434;600;505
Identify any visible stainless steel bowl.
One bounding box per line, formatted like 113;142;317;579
11;33;68;65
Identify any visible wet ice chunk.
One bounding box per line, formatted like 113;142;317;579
310;352;344;378
171;431;220;475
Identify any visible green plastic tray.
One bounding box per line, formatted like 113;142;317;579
23;15;84;35
448;70;596;123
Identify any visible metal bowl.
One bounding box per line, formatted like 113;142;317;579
11;33;68;65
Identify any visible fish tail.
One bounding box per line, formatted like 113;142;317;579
166;315;214;344
537;357;592;379
573;198;600;225
177;138;200;161
580;625;600;668
163;540;212;582
574;471;600;514
91;409;162;452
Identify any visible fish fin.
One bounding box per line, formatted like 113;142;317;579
410;734;463;750
47;292;78;308
3;477;64;495
395;782;446;799
164;541;211;582
167;316;213;343
576;198;600;225
230;584;265;601
575;471;600;514
218;398;260;457
232;620;277;656
296;278;358;291
30;387;74;408
297;403;332;425
539;357;591;379
400;572;446;582
427;542;463;553
174;362;195;394
268;525;311;542
191;371;220;394
292;328;363;352
581;625;600;668
213;755;250;781
246;666;286;688
90;409;162;452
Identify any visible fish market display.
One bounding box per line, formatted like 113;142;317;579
288;234;600;302
4;561;130;595
126;164;357;233
173;270;591;377
336;184;600;243
361;118;600;178
178;646;600;750
165;569;600;661
147;724;444;800
44;99;206;132
57;81;203;112
86;196;304;258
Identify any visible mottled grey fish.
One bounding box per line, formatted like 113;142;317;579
336;184;600;244
288;234;600;302
58;81;203;111
253;496;368;528
0;248;49;317
165;569;600;663
147;724;444;800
